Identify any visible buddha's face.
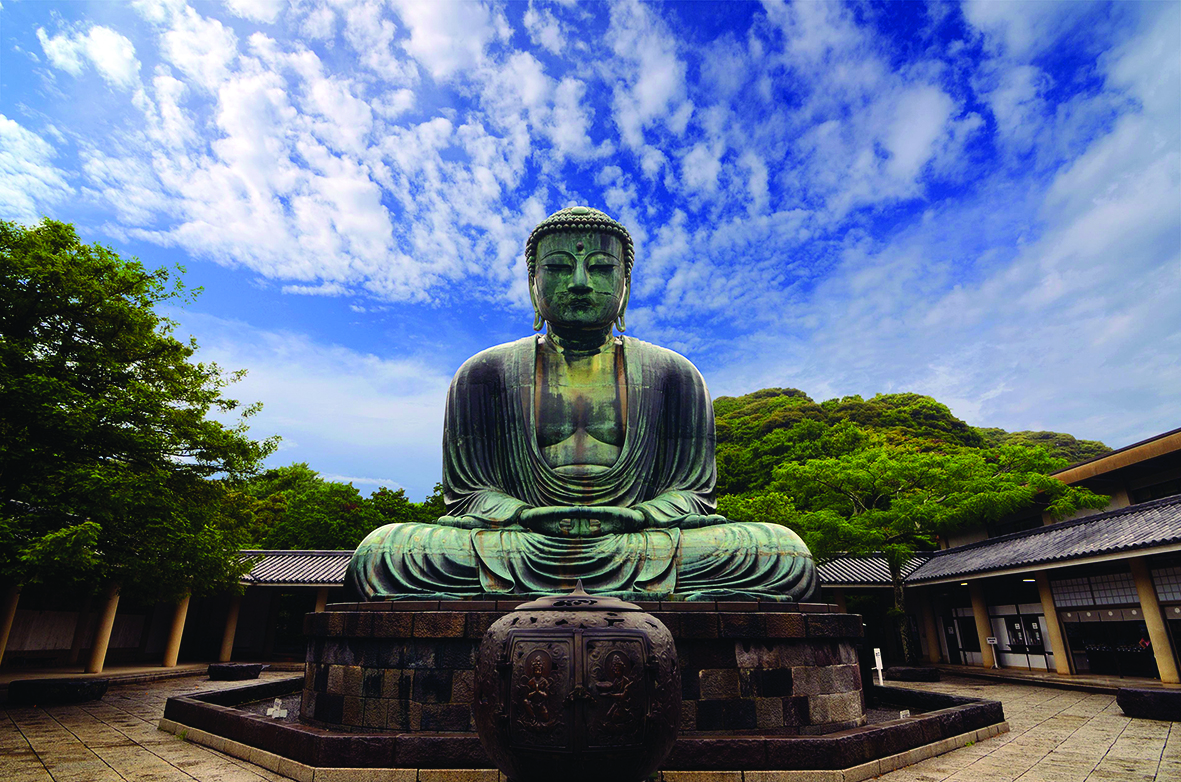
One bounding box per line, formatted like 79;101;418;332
533;230;626;331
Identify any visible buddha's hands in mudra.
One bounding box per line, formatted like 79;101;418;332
433;506;730;535
518;506;645;536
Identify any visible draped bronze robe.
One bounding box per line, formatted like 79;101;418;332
347;335;817;601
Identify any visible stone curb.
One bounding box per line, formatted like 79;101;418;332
156;716;1009;782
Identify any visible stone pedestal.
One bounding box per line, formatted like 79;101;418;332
302;600;864;736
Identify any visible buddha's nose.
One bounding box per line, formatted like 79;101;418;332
569;261;591;292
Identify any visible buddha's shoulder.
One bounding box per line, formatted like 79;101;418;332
451;336;535;383
622;336;705;381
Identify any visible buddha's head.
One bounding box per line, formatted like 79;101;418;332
525;206;634;334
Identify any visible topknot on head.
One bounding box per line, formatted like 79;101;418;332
526;206;634;278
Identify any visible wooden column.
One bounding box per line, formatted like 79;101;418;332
314;586;329;613
1035;572;1072;675
0;584;22;667
1131;557;1180;684
968;581;996;669
162;593;191;668
86;582;120;674
219;593;242;663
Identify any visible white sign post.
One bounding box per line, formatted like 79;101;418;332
986;637;999;669
873;647;884;686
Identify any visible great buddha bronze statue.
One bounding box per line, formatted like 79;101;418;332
347;206;817;601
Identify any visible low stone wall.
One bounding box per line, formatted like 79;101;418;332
160;676;1007;773
301;600;864;736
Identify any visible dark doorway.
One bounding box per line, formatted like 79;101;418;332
942;616;963;665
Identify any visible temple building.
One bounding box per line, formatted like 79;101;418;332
901;426;1181;682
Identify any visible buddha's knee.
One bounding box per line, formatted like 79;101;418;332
682;521;812;556
752;521;812;555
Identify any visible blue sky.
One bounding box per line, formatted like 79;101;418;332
2;0;1178;500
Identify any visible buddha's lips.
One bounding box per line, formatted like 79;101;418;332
554;294;599;309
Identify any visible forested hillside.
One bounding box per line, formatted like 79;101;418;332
714;388;1110;496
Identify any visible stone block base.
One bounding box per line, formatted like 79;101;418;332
7;677;109;705
1116;687;1181;721
303;601;865;735
209;663;266;681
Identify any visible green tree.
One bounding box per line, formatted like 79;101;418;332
0;218;276;601
242;464;445;549
260;480;380;550
771;444;1109;662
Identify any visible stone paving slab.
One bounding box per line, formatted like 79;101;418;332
0;673;1176;781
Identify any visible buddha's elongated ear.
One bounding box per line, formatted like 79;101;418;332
528;276;544;332
615;280;630;333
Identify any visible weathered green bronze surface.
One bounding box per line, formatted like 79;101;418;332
347;206;817;601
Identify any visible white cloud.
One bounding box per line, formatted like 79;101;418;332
883;86;954;182
176;311;452;497
961;0;1082;59
339;0;418;84
0;117;73;222
751;0;972;218
681;143;722;194
605;0;690;165
36;25;141;90
160;6;239;91
389;0;507;80
523;3;565;55
223;0;284;24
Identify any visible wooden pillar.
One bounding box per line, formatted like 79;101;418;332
830;588;847;613
219;593;242;663
968;581;995;669
162;593;191;668
1035;572;1072;675
0;584;22;667
917;590;941;664
86;582;120;674
1131;557;1180;684
314;587;329;613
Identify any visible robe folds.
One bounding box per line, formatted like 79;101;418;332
347;335;817;601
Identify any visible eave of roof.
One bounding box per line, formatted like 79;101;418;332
1052;426;1181;484
907;493;1181;584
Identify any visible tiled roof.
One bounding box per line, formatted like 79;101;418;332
818;554;932;587
907;494;1181;583
241;550;351;586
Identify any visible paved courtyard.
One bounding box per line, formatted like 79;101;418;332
0;673;1177;781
